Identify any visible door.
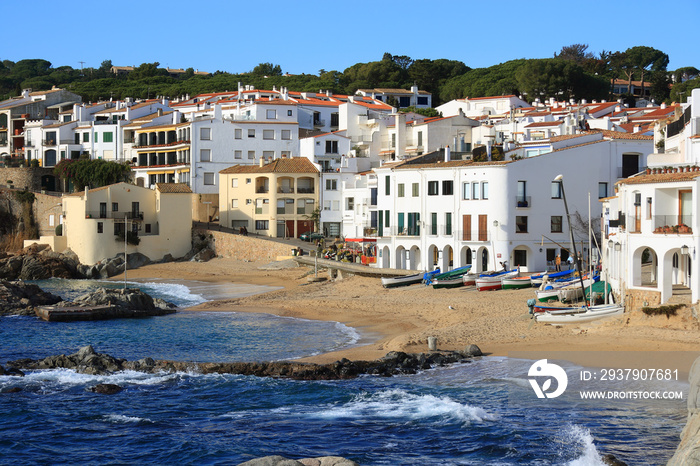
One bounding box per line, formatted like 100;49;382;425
285;220;294;238
462;214;471;241
478;215;488;242
634;192;641;232
622;154;639;178
679;190;692;226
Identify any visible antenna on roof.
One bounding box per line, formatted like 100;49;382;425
78;61;85;76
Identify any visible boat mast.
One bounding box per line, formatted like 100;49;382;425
554;175;588;306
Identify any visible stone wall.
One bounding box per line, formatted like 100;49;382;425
34;192;64;237
192;193;219;223
0;167;58;192
625;288;662;311
198;228;292;261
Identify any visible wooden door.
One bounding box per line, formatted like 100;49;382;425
478;215;488;242
462;215;471;241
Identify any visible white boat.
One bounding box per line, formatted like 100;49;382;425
462;273;478;286
475;269;519;291
556;275;599;302
535;275;589;302
535;304;624;324
381;272;425;288
529;269;574;287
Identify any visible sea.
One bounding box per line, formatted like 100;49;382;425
0;279;689;465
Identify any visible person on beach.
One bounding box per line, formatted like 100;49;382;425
555;254;561;272
567;254;574;270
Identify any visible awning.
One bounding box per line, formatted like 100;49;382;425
346;238;376;242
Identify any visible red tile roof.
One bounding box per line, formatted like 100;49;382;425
219;157;319;174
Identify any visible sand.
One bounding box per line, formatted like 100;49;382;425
116;257;700;365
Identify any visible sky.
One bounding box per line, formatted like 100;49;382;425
4;0;699;76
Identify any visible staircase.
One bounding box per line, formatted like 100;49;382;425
669;284;693;305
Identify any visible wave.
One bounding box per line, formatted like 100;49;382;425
564;425;605;466
311;389;495;425
103;414;153;424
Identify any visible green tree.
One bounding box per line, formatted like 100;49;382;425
400;106;442;118
54;159;132;191
625;46;669;100
673;67;700;83
555;44;594;63
251;62;282;76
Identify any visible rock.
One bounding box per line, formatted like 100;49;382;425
237;456;303;466
463;344;483;357
2;387;22;393
161;254;174;263
668;356;700;465
56;287;177;318
0;280;62;316
90;383;123;395
601;453;627;466
300;457;359;466
122;252;151;269
191;248;215;262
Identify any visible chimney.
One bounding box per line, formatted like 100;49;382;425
661;102;667;109
444;145;451;162
259;157;265;167
157;109;163;117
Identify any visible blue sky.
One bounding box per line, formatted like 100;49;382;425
5;0;699;75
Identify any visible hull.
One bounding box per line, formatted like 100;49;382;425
502;277;533;289
381;273;425;288
531;269;575;286
432;277;466;289
536;304;624;324
462;273;478;286
476;270;519;291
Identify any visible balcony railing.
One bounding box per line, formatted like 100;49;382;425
255;187;269;194
297;187;315;194
86;211;144;220
43;140;57;146
277;187;294;194
653;214;693;234
515;196;531;208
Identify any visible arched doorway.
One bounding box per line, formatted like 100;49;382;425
381;246;391;269
428;245;439;271
443;245;453;271
395;246;406;269
480;248;489;273
461;246;472;268
409;246;421;270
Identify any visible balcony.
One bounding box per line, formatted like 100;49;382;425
297;187;315;194
43;140;57;146
653;214;693;234
86;211;144;220
255;187;269;194
515;196;531;208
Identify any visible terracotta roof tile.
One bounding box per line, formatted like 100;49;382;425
155;183;192;193
219;157;319;175
617;170;700;185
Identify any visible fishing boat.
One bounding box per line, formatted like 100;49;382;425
556;274;600;302
431;265;472;289
501;275;535;290
462;272;478;286
381;272;426;288
475;269;519;291
530;269;574;287
535;304;624;324
421;268;442;286
535;274;586;302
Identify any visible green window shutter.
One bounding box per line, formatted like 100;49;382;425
385;176;390;195
378;210;383;236
398;213;404;233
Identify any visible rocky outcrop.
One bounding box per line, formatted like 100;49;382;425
0;279;62;316
6;347;479;380
238;456;359;466
668;356;700;465
90;383;123;395
0;245;81;280
191;247;215;262
55;287;177;317
78;252;153;279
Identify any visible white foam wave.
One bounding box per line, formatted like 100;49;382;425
313;389;494;424
19;368;182;388
127;281;207;307
104;414;152;424
334;321;361;346
564;425;605;466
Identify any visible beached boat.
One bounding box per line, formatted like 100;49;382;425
462;272;478;286
501;276;534;290
431;265;472;289
556;275;600;302
535;275;586;302
475;269;519;291
381;272;426;288
530;269;574;287
535;304;624;324
421;268;442;286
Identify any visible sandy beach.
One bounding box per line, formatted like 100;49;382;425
118;257;700;366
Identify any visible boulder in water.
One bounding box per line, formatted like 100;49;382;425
0;279;62;316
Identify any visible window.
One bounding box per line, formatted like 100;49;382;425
391;133;396;148
412;183;419;197
263;129;275;140
232;178;238;188
513;249;527;267
200;149;211;162
598;182;608;199
255;220;269;230
263;151;274;160
248;150;255;160
347;197;354;210
281;151;291;158
246;178;251;184
112;202;118;212
325;140;338;153
103;132;113;143
516;216;528;233
74;133;80;144
200;127;211;140
551;216;563;233
99;203;107;218
445;212;452;235
462;182;470;200
517;180;527;202
82;132;89;143
248;129;255;138
145;224;151;234
442;180;453;195
281;130;291;140
398;183;405;197
325;179;337;190
332;200;339;211
323;200;331;211
481;182;489;199
203;173;215;185
287;110;293;116
472;182;479;200
417;131;423;146
266;109;276;119
646;197;652;219
385;176;390;195
428;181;439;195
430;212;438;235
246;199;252;204
235;150;242;159
97;222;103;234
231;199;238;209
385;210;390;228
235;129;242;139
551;181;562;199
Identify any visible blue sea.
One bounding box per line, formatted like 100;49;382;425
0;279;689;465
